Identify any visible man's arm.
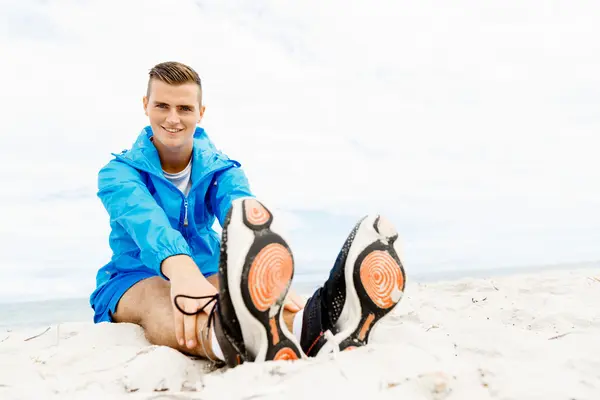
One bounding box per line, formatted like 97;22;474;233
97;160;192;278
209;162;255;227
208;161;306;312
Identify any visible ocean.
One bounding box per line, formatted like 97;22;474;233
1;261;598;331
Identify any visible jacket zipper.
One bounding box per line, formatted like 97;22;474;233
183;198;188;226
181;164;231;229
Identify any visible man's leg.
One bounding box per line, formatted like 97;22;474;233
112;274;220;359
112;273;299;361
282;310;297;334
111;198;303;365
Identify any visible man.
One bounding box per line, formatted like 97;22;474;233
90;61;406;366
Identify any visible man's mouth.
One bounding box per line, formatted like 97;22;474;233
162;126;183;133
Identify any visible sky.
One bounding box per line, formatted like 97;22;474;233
0;0;599;302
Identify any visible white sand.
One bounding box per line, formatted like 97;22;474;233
1;267;599;400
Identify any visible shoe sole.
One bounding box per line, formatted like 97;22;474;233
223;198;303;362
334;215;406;351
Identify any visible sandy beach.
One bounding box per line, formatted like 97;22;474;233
1;267;599;400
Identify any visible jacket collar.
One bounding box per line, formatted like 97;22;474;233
114;126;230;181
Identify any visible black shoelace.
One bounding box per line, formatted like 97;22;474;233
173;293;220;331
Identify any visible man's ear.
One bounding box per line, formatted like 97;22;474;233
143;96;149;116
198;105;206;123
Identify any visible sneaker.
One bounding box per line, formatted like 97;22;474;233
299;215;406;356
214;198;304;367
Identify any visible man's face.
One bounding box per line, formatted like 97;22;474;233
143;79;205;151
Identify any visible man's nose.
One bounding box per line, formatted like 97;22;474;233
166;108;180;124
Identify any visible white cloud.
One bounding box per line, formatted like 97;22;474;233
1;0;599;301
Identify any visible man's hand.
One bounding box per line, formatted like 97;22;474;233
161;255;218;349
284;288;306;313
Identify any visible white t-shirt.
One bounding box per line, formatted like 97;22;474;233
163;159;192;197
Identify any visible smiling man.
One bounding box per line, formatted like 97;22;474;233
90;61;407;367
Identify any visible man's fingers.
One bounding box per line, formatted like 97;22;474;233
173;306;185;347
284;301;300;312
174;298;201;349
182;299;202;349
284;290;305;312
292;293;306;309
283;293;303;312
184;313;198;349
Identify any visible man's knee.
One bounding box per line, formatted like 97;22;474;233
112;276;171;325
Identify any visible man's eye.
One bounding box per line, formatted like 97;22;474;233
156;104;167;108
181;107;191;111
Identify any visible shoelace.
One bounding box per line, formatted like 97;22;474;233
173;293;220;361
174;292;219;313
323;330;341;355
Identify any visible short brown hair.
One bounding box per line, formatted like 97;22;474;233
147;61;203;104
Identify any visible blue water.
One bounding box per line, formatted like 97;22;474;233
1;262;597;330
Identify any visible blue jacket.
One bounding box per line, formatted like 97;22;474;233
93;126;254;288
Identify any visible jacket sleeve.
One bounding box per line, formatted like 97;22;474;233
97;160;192;278
209;161;255;227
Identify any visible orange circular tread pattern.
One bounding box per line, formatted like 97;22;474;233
273;347;299;361
245;199;271;226
248;243;293;311
359;250;404;309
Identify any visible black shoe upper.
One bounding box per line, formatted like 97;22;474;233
300;219;363;356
